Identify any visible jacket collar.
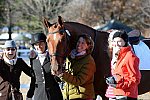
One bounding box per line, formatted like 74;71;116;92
118;46;131;59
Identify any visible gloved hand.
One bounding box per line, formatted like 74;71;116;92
29;49;37;59
106;76;117;88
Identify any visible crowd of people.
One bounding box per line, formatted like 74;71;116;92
0;28;149;100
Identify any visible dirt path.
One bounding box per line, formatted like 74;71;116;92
20;72;150;100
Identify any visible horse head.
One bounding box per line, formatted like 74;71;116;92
43;16;70;73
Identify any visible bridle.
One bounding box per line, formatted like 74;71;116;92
48;28;71;69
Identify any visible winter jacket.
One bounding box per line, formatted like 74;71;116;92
62;54;96;99
112;46;141;98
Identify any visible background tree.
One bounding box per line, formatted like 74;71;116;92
61;0;150;36
0;0;149;37
4;0;68;33
0;0;6;27
140;0;150;28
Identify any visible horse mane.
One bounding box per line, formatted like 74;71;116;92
64;22;94;30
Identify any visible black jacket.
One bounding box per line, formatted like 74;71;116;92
0;58;34;100
27;55;63;100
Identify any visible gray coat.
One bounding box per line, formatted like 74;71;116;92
27;54;63;100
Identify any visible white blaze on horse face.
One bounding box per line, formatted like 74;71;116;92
47;37;59;72
54;34;56;40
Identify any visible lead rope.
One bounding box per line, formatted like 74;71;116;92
130;44;136;54
11;85;15;100
65;59;70;100
65;30;71;100
12;61;15;100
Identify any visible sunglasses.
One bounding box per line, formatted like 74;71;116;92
6;48;16;51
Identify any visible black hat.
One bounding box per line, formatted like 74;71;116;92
113;30;128;47
31;32;46;45
128;30;141;44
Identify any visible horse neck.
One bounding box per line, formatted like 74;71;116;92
64;22;96;38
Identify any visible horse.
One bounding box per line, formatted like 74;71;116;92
44;16;111;100
43;16;150;99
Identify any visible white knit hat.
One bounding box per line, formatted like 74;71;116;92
3;40;17;48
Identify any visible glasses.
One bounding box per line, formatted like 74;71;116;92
6;48;16;51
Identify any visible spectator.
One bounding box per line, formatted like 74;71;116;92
105;30;141;100
128;29;150;70
0;40;35;100
57;34;96;100
26;32;63;100
107;29;120;59
105;29;120;99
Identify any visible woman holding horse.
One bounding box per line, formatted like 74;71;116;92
57;34;96;100
105;30;141;100
26;32;63;100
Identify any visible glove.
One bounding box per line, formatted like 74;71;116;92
29;49;37;59
106;76;116;84
106;76;117;88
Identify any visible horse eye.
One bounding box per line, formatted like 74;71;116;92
60;31;64;35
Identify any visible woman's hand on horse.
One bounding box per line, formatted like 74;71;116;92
51;69;64;77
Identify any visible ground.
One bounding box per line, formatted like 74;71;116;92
20;73;150;100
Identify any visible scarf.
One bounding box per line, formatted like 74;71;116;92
70;49;86;59
37;52;47;65
3;55;17;65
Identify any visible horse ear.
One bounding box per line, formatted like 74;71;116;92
43;17;52;28
58;16;63;26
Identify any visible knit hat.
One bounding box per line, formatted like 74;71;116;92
3;40;17;48
128;30;141;44
113;30;128;47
